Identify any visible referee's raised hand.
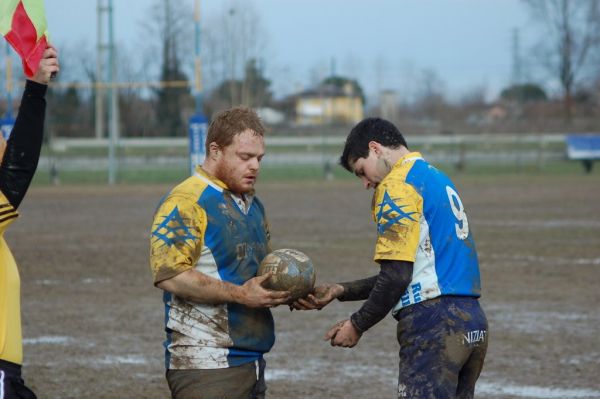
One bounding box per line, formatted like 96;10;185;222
30;45;60;85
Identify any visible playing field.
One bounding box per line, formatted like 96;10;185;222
9;172;600;398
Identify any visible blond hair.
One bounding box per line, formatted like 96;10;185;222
206;107;265;153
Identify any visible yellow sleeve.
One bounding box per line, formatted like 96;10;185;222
372;180;422;262
0;191;18;235
149;194;206;284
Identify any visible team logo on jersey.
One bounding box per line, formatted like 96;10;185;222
152;206;196;247
375;191;417;234
463;329;487;346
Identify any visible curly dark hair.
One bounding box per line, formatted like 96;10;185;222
340;118;408;171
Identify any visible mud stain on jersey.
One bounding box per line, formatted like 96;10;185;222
154;263;191;284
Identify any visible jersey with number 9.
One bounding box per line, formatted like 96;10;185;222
371;152;481;314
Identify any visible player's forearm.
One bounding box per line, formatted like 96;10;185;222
337;275;378;301
158;269;246;306
0;80;47;209
349;260;413;333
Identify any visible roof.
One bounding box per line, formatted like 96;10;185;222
296;83;360;99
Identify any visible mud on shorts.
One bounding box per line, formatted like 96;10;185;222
166;358;266;399
395;296;488;399
0;359;37;399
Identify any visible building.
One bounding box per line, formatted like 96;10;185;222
294;82;364;126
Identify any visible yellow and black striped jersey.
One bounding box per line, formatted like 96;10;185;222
0;191;22;365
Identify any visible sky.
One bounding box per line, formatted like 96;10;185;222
44;0;542;104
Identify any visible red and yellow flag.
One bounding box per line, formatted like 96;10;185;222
0;0;48;77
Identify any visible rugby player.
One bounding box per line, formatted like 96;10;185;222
150;107;290;399
295;118;489;398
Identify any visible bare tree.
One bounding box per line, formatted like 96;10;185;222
115;43;159;137
523;0;600;121
202;0;269;107
308;60;329;89
414;69;447;122
343;53;364;85
459;86;488;109
140;0;194;136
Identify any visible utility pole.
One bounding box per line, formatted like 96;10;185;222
330;57;336;124
96;0;119;184
96;0;107;140
194;0;203;115
107;0;120;184
188;0;207;175
511;28;525;111
511;28;523;86
228;7;236;106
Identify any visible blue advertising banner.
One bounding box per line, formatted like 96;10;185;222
188;113;208;175
566;134;600;160
0;117;15;140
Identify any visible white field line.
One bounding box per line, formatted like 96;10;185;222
23;335;73;345
266;366;600;399
486;253;600;266
477;381;600;398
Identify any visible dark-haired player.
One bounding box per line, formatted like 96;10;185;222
295;118;488;398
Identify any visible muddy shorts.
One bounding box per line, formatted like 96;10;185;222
0;359;37;399
395;296;488;399
166;358;266;399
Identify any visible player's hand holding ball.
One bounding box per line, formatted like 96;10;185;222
240;272;291;308
291;283;344;311
256;249;316;304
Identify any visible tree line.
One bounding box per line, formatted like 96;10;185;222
2;0;600;138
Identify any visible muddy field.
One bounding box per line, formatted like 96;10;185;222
7;173;600;398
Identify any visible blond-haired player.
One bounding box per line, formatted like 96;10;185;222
150;107;290;399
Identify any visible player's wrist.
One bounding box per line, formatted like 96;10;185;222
332;283;345;299
337;282;353;301
24;79;48;97
230;281;249;306
221;281;249;306
349;315;365;334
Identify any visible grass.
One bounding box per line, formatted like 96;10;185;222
440;160;592;176
41;139;568;157
30;165;353;185
31;168;189;185
29;159;598;186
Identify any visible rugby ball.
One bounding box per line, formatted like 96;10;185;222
257;249;316;301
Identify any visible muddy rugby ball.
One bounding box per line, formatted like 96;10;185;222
257;249;316;301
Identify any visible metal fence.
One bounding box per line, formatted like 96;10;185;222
36;133;573;183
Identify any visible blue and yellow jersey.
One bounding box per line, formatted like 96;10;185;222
150;167;273;369
0;191;22;365
372;152;481;313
